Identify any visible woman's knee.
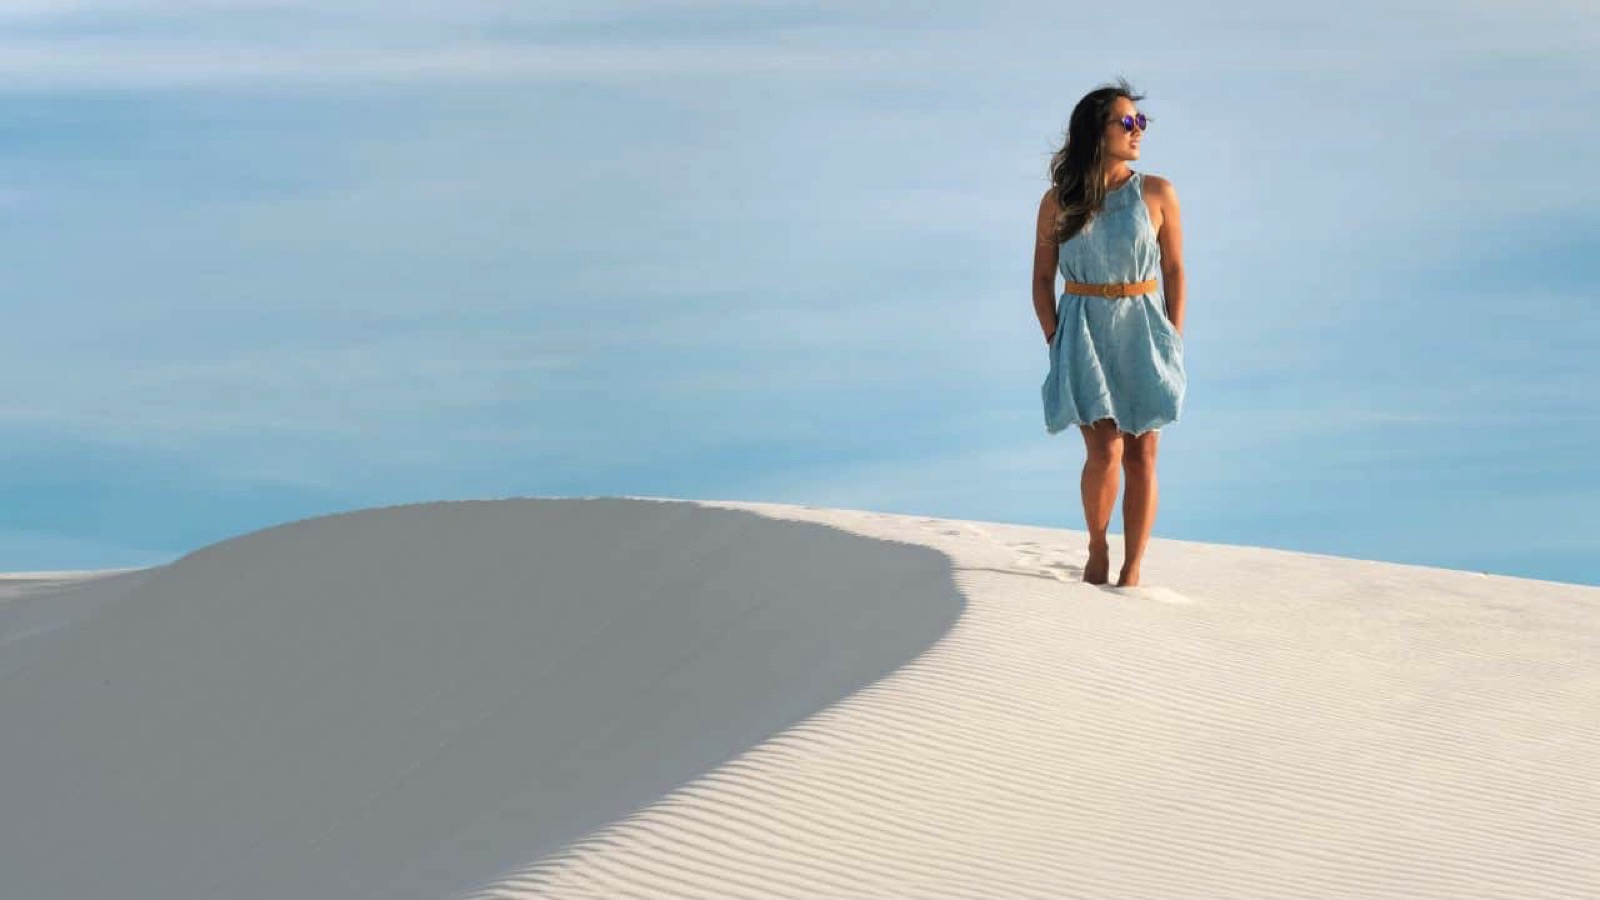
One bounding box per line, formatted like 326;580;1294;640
1080;420;1124;464
1121;432;1160;468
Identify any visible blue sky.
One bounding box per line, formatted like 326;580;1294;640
1;1;1595;586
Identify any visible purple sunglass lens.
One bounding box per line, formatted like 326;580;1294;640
1122;113;1148;132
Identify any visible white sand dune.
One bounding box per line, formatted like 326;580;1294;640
1;497;1595;899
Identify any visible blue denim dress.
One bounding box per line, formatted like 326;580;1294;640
1041;171;1186;437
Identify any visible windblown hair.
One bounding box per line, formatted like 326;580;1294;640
1046;77;1145;245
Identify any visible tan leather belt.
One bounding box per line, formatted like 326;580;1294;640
1063;278;1158;298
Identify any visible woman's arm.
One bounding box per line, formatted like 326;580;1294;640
1032;189;1060;343
1152;176;1185;335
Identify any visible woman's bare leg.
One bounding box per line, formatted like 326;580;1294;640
1118;428;1160;587
1078;418;1124;584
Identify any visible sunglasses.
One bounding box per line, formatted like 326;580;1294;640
1113;113;1151;133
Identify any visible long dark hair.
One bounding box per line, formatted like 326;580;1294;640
1046;77;1146;245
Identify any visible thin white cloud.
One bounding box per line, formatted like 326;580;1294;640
0;329;574;441
0;0;808;19
0;38;934;88
0;0;1592;88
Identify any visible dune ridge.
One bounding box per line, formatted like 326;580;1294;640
474;498;1599;899
0;498;962;899
1;497;1595;898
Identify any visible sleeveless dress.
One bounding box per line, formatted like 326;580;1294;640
1041;170;1186;437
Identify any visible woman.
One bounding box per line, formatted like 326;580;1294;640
1034;79;1187;588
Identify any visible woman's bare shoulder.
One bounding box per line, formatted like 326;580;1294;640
1142;172;1177;197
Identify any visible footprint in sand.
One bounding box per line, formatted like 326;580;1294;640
1104;584;1197;605
912;522;1199;604
942;525;1084;582
1006;539;1201;604
909;518;987;541
1007;541;1085;582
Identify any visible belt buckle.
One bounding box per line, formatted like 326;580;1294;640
1101;283;1116;298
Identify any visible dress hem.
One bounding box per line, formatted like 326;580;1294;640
1046;415;1175;438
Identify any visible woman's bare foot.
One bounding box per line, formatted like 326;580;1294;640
1083;538;1110;585
1116;564;1141;588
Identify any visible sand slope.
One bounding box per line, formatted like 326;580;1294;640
2;497;1595;899
482;499;1600;899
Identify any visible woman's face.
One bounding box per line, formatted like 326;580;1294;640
1102;96;1145;162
